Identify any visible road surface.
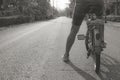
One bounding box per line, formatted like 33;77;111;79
0;17;120;80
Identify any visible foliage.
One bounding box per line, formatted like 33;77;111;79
62;0;74;17
0;0;53;20
16;0;52;20
106;15;120;22
0;0;54;27
0;15;31;27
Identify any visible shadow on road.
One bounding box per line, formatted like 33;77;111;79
98;53;120;80
66;61;96;80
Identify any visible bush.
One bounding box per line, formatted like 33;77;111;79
15;16;32;24
23;6;48;21
0;15;32;27
0;8;20;17
106;15;120;22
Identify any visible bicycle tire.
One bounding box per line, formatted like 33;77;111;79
95;53;101;74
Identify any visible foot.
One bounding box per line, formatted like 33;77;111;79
62;54;69;62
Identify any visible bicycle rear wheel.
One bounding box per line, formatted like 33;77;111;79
94;53;101;74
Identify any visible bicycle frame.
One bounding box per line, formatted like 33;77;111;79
87;19;104;53
78;13;105;74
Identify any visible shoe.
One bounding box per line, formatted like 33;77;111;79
62;54;69;62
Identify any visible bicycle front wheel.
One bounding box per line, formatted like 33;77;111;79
94;53;101;74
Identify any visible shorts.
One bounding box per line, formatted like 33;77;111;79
72;0;104;26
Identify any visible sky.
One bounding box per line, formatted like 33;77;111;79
50;0;70;10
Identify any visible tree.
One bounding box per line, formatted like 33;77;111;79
65;0;75;17
105;0;120;15
14;0;52;20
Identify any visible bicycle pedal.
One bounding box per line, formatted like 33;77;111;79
77;34;86;40
101;43;107;48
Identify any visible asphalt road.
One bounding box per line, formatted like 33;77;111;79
0;17;120;80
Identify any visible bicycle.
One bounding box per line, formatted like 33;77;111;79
77;13;106;74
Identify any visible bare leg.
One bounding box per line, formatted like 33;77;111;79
63;19;84;62
65;25;80;56
63;2;86;62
